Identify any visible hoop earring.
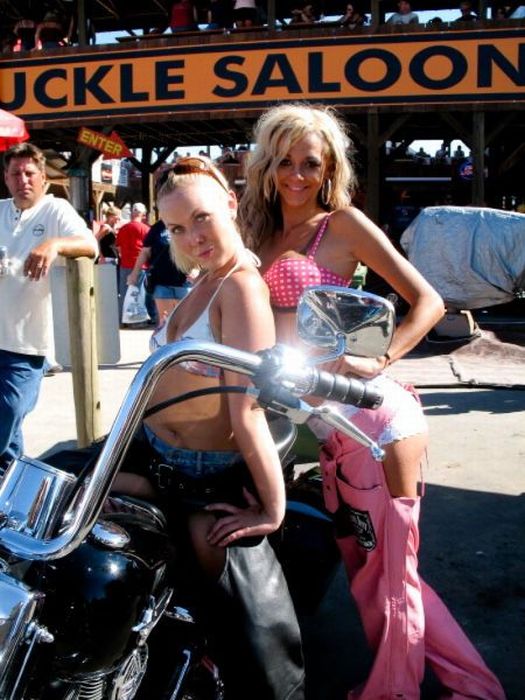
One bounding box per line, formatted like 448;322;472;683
321;179;332;206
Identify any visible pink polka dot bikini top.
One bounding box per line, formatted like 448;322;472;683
263;215;350;310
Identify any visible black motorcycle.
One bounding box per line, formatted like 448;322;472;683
0;286;394;699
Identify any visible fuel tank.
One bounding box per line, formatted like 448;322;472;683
23;500;175;676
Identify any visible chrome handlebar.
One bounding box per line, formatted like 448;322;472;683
0;341;260;561
0;340;383;561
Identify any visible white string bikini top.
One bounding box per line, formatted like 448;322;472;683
149;266;237;377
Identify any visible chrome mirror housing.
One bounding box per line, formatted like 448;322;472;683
297;286;396;359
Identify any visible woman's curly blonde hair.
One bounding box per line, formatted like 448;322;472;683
238;102;357;253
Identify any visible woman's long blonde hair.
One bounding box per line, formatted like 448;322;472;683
238;103;357;253
156;160;258;274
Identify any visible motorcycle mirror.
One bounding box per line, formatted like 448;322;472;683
296;286;396;358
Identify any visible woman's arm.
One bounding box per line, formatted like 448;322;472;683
94;222;107;240
127;246;151;286
329;207;445;378
206;270;286;546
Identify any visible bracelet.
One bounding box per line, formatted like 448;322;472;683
384;351;392;367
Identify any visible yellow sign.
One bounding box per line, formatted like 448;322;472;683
77;126;132;158
1;29;524;123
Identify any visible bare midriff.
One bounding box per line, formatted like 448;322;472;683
144;365;237;451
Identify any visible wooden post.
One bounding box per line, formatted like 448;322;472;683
65;257;102;447
472;112;485;206
267;0;276;29
77;0;88;47
370;0;381;29
367;111;380;224
141;146;153;210
148;170;156;222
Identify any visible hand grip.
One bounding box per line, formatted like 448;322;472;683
308;369;383;409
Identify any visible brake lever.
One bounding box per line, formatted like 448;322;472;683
246;387;313;425
247;388;385;461
309;405;385;461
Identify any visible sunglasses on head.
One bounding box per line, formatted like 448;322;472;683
157;156;230;194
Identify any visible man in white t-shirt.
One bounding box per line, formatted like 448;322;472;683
387;0;419;24
0;142;98;470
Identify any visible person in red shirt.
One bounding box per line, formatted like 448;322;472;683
170;0;199;32
116;202;150;318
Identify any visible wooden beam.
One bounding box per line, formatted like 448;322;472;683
95;0;120;19
478;0;488;19
152;146;176;169
497;141;525;176
94;189;105;217
486;113;515;146
152;0;169;13
439;113;472;147
68;149;92;223
379;114;411;146
140;146;153;213
267;0;276;29
349;123;365;144
4;0;21;18
370;0;380;29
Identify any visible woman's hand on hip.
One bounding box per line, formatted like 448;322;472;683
324;353;388;379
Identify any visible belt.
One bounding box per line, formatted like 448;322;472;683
148;457;254;510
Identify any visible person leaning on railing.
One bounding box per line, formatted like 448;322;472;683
289;2;318;24
169;0;199;32
338;2;367;28
387;0;419;24
35;12;67;48
0;142;98;474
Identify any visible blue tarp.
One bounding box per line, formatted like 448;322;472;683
400;206;525;309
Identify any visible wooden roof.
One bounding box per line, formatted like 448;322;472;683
24;104;525;157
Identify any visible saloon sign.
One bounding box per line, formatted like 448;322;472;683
1;29;524;123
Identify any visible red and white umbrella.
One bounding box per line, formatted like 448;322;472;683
0;109;30;151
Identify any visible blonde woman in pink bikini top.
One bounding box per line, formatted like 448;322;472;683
239;102;444;487
239;103;444;381
237;105;506;700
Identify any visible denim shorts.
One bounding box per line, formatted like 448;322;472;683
143;424;243;477
153;284;191;300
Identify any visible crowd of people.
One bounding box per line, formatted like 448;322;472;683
0;99;510;698
93;198;193;327
4;0;524;53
